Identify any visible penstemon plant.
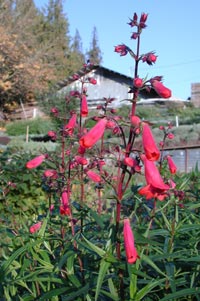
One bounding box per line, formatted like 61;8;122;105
1;12;200;301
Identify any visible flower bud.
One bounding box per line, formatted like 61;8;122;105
133;77;143;88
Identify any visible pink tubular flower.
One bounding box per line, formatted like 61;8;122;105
131;32;139;39
142;53;157;65
133;77;143;88
114;44;128;56
151;80;171;98
106;120;116;129
167;133;174;140
86;170;101;183
70;90;80;98
75;156;88;165
50;107;59;117
167;155;177;174
124;157;136;168
29;221;42;234
73;73;80;80
79;118;107;148
26;155;46;169
64;113;77;136
48;131;57;141
81;95;88;117
89;77;97;85
123;219;139;264
43;169;58;179
142;123;160;161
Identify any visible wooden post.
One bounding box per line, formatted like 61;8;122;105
26;125;29;143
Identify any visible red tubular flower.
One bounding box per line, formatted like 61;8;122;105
138;155;170;200
142;154;169;190
89;77;97;85
140;13;148;23
26;155;45;169
139;13;148;28
138;155;170;201
124;157;135;167
106;120;116;129
131;32;139;39
142;123;160;161
123;219;139;264
128;12;138;27
81;95;88;117
133;77;143;88
60;191;70;216
151;80;171;98
131;115;141;127
64;113;77;136
142;53;157;65
138;184;168;201
167;133;174;139
86;170;101;183
75;156;88;165
114;44;128;56
167;155;177;174
73;73;80;80
29;221;42;234
124;157;141;173
79;118;107;148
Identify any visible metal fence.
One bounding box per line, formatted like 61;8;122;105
163;145;200;173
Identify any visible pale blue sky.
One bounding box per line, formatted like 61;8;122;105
34;0;200;100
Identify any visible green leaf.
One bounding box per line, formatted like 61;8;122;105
88;207;105;229
107;277;119;300
38;287;69;300
159;288;200;301
128;261;140;299
62;283;90;301
0;239;43;280
142;254;167;278
100;289;119;301
134;279;164;301
95;259;111;301
80;235;106;258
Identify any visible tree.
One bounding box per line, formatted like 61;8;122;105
0;0;85;118
0;0;57;116
70;29;85;70
86;26;103;65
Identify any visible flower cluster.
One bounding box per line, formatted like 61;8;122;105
26;13;177;267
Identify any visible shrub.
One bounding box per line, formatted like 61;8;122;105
5;117;55;136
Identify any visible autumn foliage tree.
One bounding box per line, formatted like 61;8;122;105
0;0;102;118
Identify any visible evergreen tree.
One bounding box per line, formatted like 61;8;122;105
86;26;103;65
70;29;85;69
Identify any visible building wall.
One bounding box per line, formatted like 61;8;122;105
191;83;200;107
59;69;132;108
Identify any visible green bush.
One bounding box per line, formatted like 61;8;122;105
7;136;58;153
